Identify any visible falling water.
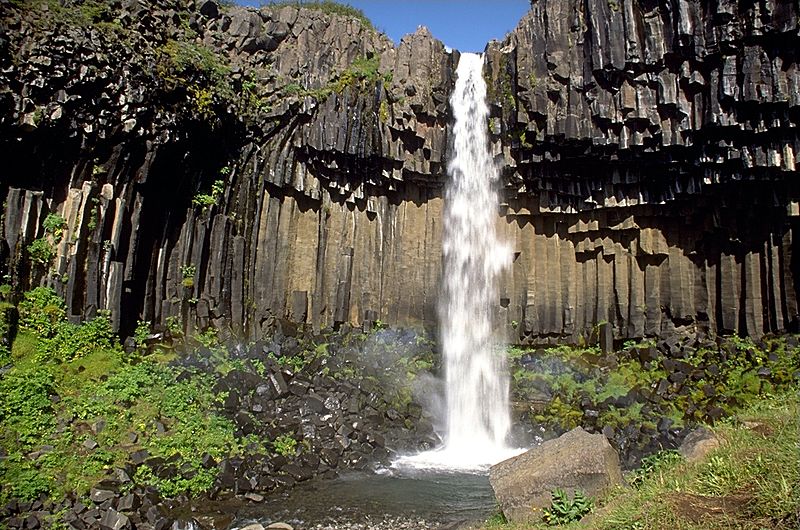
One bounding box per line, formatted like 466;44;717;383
395;52;519;471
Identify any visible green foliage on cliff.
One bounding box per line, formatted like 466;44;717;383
282;54;391;106
158;39;234;118
192;179;226;210
18;287;119;362
26;237;54;265
13;0;128;38
265;0;373;30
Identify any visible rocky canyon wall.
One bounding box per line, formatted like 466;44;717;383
486;0;800;342
1;0;798;343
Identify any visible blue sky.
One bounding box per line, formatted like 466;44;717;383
238;1;531;52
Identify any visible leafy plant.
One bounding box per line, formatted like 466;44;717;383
192;179;225;210
27;237;54;265
37;310;119;363
134;320;151;348
43;213;67;240
273;433;298;456
180;264;197;287
195;327;220;350
0;365;55;447
18;287;66;337
268;350;305;372
165;315;183;337
542;489;593;525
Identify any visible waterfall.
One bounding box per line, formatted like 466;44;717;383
395;52;519;471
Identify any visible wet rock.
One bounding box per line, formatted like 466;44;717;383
243;492;264;502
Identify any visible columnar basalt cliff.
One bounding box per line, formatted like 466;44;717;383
486;0;800;342
1;0;798;343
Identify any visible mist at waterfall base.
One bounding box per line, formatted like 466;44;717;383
393;52;523;472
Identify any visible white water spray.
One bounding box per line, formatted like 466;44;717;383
395;53;519;472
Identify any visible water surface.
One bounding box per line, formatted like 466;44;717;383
232;469;497;529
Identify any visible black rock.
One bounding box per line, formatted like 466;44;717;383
90;489;116;504
657;417;673;432
99;508;129;530
668;372;686;384
116;494;139;512
201;453;217;469
199;0;219;19
706;407;725;421
131;450;149;465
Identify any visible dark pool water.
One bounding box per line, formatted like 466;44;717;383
231;469;496;529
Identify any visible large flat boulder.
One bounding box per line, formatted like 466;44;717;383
489;427;623;523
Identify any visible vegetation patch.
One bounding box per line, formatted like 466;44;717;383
542;489;594;526
484;389;799;529
281;54;392;104
0;288;245;503
508;334;799;462
157;39;234;119
0;287;438;512
265;0;374;30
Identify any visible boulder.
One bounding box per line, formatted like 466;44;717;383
489;427;623;523
678;427;721;462
266;523;293;530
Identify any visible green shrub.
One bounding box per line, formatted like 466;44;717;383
0;366;55;447
192;179;225;209
0;455;52;501
134;320;151;348
27;237;55;265
157;39;233;117
38;310;119;363
43;213;67;240
18;287;66;337
180;264;197;287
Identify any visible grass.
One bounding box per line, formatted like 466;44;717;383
481;388;800;529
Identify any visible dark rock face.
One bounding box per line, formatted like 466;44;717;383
1;0;798;343
487;0;800;343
